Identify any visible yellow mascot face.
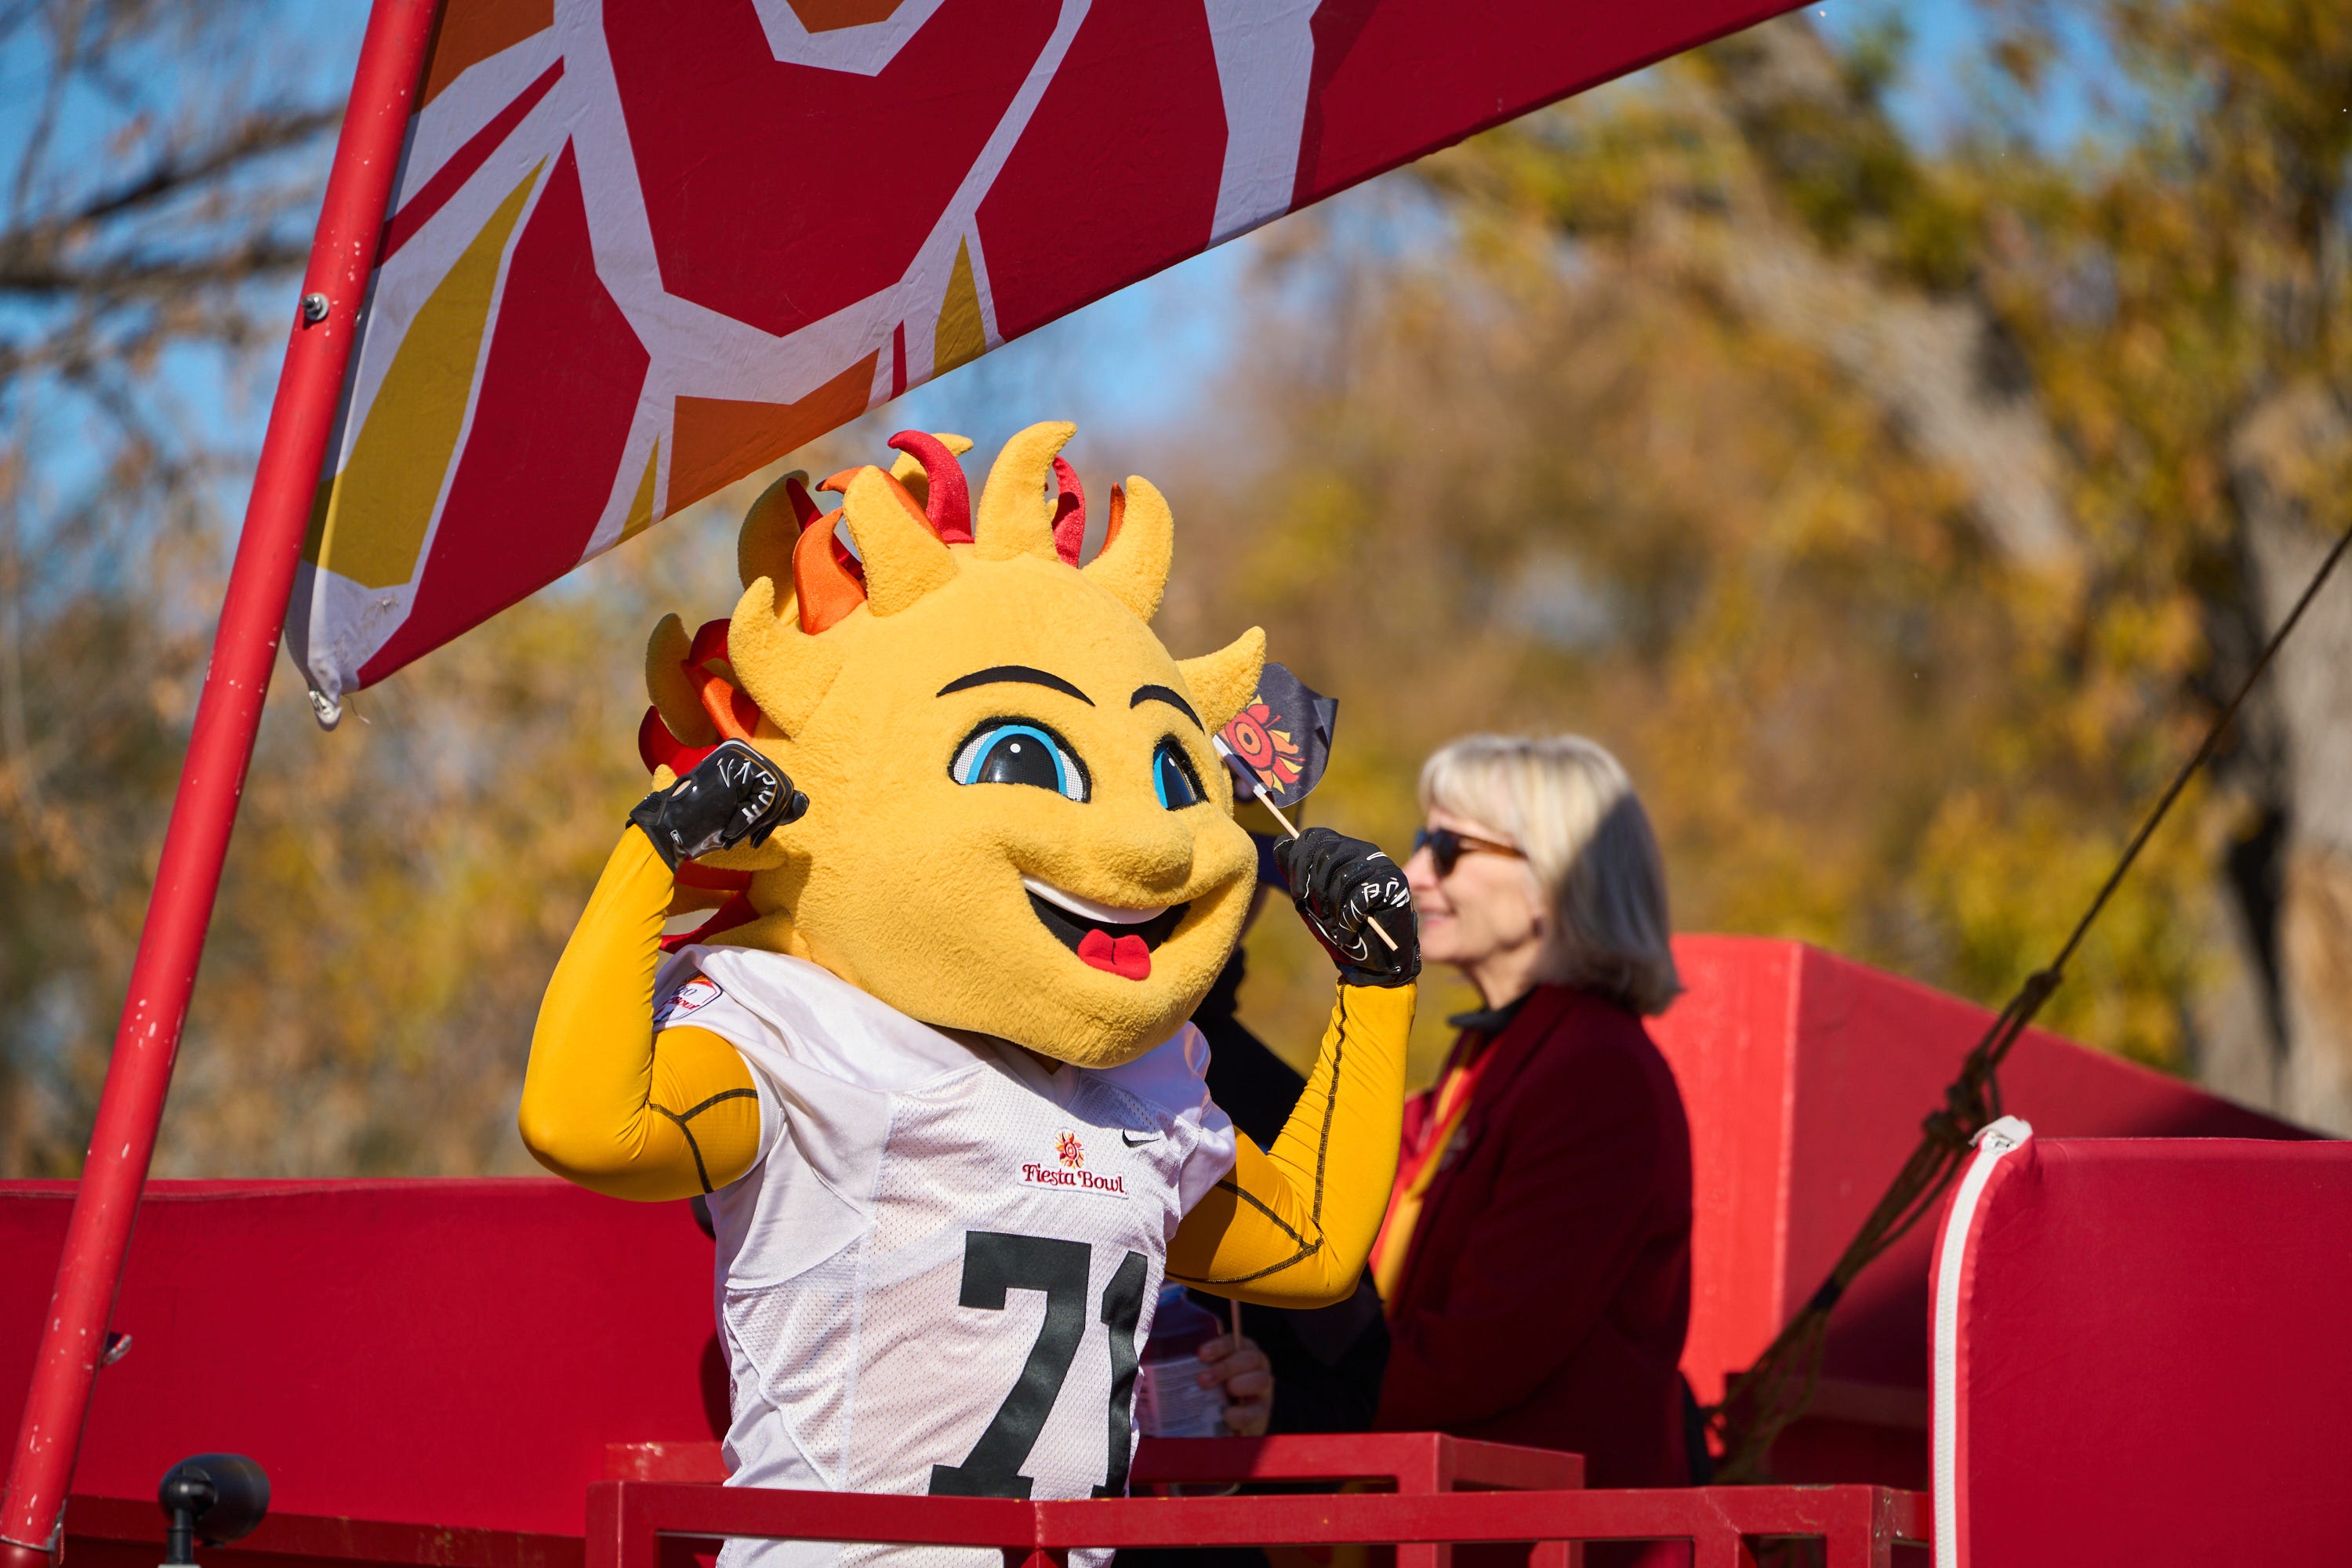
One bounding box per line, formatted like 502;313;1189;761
638;423;1265;1069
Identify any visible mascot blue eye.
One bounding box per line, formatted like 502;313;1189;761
953;721;1087;801
1152;738;1205;809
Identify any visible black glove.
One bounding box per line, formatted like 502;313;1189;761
628;739;808;871
1273;826;1420;988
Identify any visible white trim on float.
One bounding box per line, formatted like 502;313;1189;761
1932;1114;2034;1568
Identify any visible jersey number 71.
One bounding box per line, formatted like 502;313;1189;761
927;1231;1151;1500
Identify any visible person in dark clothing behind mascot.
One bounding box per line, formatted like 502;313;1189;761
1119;826;1391;1568
1370;735;1695;1534
1190;826;1391;1435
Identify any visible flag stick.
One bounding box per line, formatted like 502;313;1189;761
1214;737;1400;953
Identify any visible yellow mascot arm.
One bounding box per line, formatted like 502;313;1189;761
520;827;763;1200
1167;980;1414;1307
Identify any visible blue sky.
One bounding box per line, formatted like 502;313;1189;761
899;0;2108;448
0;0;2098;566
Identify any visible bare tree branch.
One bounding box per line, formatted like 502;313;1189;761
0;109;337;296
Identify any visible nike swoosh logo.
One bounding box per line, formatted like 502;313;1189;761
1121;1131;1160;1147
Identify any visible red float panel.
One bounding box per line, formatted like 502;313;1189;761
0;1181;719;1538
0;938;2307;1533
1930;1134;2352;1566
1653;937;2307;1484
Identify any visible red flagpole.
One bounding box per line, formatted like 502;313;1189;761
0;3;440;1561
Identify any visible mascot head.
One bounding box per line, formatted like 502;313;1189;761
639;422;1265;1069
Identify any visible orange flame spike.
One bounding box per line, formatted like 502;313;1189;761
691;666;761;742
793;505;869;634
1102;483;1126;555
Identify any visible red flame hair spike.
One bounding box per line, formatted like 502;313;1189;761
638;706;714;776
887;430;974;545
665;615;760;739
1051;456;1087;564
783;474;822;528
659;891;760;953
674;862;754;892
687;618;731;671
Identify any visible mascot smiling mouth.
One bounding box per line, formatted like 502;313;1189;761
1023;878;1189;982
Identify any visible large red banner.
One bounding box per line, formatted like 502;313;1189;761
286;0;1796;709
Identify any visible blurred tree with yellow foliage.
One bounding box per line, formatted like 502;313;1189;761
1168;0;2352;1127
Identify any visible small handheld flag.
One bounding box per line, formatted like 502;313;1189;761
1211;662;1399;953
1215;662;1339;811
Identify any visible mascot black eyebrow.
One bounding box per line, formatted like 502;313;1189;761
523;422;1420;1563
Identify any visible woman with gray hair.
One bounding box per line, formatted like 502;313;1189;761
1370;735;1697;1511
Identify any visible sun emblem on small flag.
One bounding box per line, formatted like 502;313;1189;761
1220;700;1304;794
1056;1130;1085;1170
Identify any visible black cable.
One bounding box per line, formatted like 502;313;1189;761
1711;513;2352;1483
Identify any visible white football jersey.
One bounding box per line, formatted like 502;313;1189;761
656;945;1239;1568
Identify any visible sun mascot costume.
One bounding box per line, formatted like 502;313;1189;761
522;422;1417;1565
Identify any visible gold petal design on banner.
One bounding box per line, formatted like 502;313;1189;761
308;164;543;591
618;441;661;545
934;238;985;379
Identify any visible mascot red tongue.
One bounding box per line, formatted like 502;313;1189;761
1078;927;1152;980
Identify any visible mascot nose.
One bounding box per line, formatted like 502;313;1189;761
1120;818;1196;893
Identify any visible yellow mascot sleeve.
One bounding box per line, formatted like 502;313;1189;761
1166;981;1413;1307
519;827;761;1200
521;824;1413;1268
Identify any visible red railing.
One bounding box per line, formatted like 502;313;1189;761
1130;1433;1584;1496
588;1478;1926;1568
605;1435;1584;1497
605;1436;1590;1568
61;1437;1926;1568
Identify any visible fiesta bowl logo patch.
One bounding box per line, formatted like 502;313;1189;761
1022;1130;1126;1196
653;974;722;1025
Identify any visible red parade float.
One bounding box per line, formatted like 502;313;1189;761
4;5;2344;1566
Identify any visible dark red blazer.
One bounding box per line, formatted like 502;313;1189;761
1374;984;1694;1488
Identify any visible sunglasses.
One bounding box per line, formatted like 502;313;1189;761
1413;826;1525;877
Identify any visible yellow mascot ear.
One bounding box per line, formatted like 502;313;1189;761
646;612;718;747
837;466;958;614
729;574;842;737
737;471;808;592
1085;475;1174;622
1178;626;1265;734
975;421;1073;563
728;470;845;736
889;432;973;514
